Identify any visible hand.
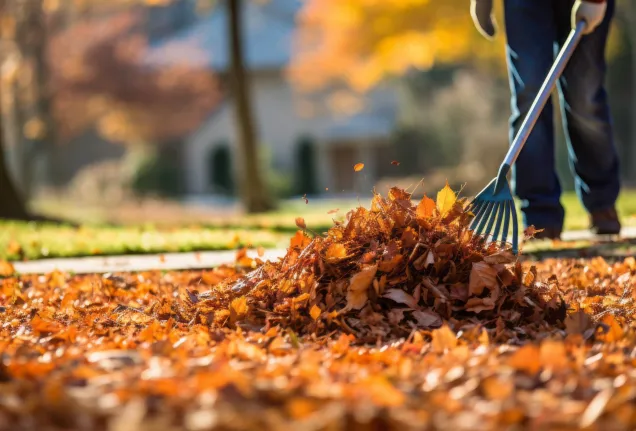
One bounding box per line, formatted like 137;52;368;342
572;0;606;34
470;0;497;40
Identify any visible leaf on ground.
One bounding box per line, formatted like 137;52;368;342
468;262;499;296
598;314;624;342
0;260;15;277
310;305;321;321
431;325;457;353
383;289;419;309
411;310;442;328
325;243;348;263
290;231;311;249
436;181;457;218
416;195;436;219
508;344;541;374
346;264;377;310
565;310;593;336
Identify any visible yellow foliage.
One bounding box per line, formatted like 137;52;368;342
288;0;506;96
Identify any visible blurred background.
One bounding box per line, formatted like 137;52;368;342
0;0;634;228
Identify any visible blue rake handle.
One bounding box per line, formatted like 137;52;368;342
493;20;587;194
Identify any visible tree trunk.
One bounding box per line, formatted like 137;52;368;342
227;0;274;213
0;105;29;220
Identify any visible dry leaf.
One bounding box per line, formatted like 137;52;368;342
0;260;15;277
295;217;307;230
391;160;400;166
508;345;541;374
325;243;348;262
436;181;457;218
411;310;442;328
346;264;377;310
468;262;498;296
310;305;321;321
416;195;436;219
431;325;457;353
353;163;364;172
383;289;419;309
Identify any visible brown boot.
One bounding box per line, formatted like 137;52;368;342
590;207;621;235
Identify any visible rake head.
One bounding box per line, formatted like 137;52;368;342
467;167;519;254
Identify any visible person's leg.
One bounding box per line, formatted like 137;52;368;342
554;0;621;231
504;0;564;234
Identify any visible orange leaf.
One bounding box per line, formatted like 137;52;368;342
0;260;15;277
310;304;321;321
508;344;541;374
416;195;436;219
430;325;457;353
290;231;311;249
598;314;624;342
346;264;377;310
325;243;348;262
295;217;307;229
353;163;364;172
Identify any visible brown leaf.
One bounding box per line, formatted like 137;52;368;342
383;289;419;309
295;217;307;230
411;310;442;328
464;297;495;313
468;262;499;296
391;160;400;166
565;310;593;336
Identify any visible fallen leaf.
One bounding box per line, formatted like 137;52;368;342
325;243;348;262
391;160;400;166
346;264;377;310
310;305;321;321
354;163;364;172
0;260;15;277
565;310;593;336
508;345;541;374
383;289;419;309
465;297;496;313
416;195;436;219
411;310;442;328
436;181;457;218
327;208;340;214
468;262;499;296
431;325;457;353
598;314;624;342
295;217;307;229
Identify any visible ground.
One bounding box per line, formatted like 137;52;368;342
0;187;635;430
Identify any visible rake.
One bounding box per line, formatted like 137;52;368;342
468;21;587;254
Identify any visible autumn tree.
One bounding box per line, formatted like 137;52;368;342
287;0;504;97
0;2;221;220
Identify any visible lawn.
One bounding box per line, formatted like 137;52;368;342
2;189;636;261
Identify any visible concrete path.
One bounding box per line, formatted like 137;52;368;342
10;226;636;275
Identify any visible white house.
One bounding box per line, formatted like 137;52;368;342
143;0;399;198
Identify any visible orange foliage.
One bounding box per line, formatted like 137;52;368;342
288;0;505;95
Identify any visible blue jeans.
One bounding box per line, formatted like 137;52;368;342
504;0;620;231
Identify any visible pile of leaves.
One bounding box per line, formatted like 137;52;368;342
197;185;565;342
3;185;636;430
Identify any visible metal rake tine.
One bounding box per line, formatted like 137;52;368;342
500;200;512;245
491;202;506;243
483;202;500;241
475;201;495;235
511;200;519;253
469;201;486;230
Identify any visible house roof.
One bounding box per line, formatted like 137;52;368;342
143;0;302;71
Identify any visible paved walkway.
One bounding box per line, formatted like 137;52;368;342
10;227;636;275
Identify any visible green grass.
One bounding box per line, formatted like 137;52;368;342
2;190;636;262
